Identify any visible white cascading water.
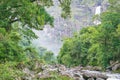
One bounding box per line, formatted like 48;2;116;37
93;6;101;25
95;6;101;15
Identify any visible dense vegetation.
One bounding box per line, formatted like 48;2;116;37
0;0;71;62
0;0;120;79
0;0;54;62
58;0;120;68
0;0;71;79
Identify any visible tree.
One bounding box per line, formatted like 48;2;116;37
58;0;120;68
0;0;71;61
108;0;120;13
59;0;71;18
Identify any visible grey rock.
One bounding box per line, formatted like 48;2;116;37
96;78;105;80
107;78;120;80
112;63;120;71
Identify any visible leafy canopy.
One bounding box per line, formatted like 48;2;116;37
58;0;120;68
0;0;71;61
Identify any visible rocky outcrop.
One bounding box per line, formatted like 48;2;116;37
20;62;120;80
81;70;108;80
82;66;102;71
107;61;120;72
112;63;120;71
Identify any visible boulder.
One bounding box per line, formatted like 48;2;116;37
93;66;102;71
37;72;51;79
58;64;67;71
73;73;84;80
20;63;120;80
107;78;120;80
96;78;105;80
81;70;108;80
82;66;102;71
88;78;94;80
107;61;120;72
112;63;120;71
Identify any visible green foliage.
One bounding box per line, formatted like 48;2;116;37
40;72;73;80
36;47;56;64
0;28;25;61
108;0;120;13
0;0;71;79
59;0;71;18
0;0;54;30
58;27;95;67
0;0;71;62
0;62;24;80
113;69;120;73
43;51;55;63
58;0;120;68
0;0;54;62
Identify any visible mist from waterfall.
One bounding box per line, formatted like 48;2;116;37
32;0;63;55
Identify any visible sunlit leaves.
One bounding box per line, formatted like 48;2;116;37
0;30;23;61
101;12;120;28
116;24;120;36
109;0;120;12
58;9;120;68
59;0;71;18
38;0;53;7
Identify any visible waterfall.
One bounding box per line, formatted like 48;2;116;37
93;6;101;25
95;6;101;15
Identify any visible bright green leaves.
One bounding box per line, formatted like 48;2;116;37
43;51;55;63
58;33;88;67
116;24;120;36
109;0;120;13
17;1;53;30
0;62;24;80
58;22;119;67
36;7;54;27
58;7;120;68
0;0;55;61
39;0;53;7
58;38;73;66
0;0;54;31
0;28;25;61
80;27;99;43
59;0;71;18
101;12;120;29
0;0;72;62
37;15;45;27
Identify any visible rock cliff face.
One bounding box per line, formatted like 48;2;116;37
33;0;109;54
43;0;109;39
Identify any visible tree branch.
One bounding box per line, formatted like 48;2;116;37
9;18;20;24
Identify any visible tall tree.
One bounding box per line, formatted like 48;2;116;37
58;0;120;68
0;0;71;61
